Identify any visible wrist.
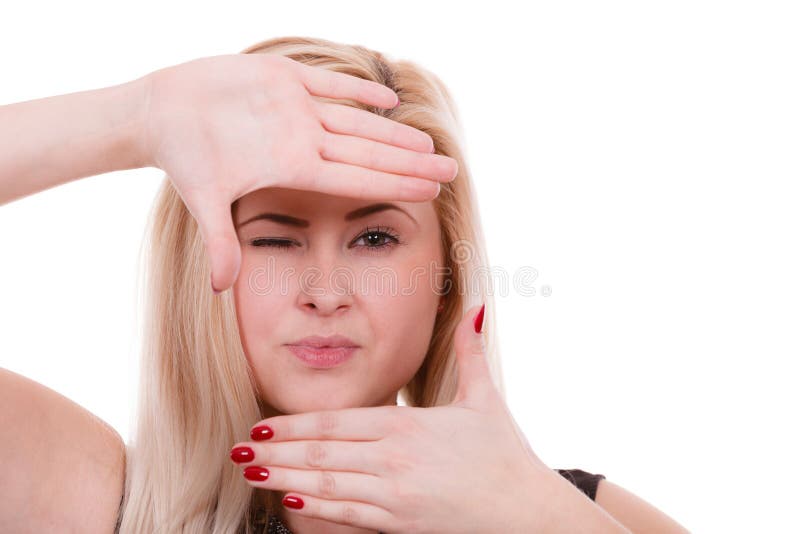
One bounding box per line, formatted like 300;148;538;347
113;74;155;170
517;466;631;534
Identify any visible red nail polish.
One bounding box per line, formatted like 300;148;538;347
244;466;270;481
473;303;485;334
230;446;254;463
251;425;274;441
283;495;304;509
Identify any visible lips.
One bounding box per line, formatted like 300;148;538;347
287;345;358;369
286;334;359;349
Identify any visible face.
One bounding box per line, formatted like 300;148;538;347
232;187;445;416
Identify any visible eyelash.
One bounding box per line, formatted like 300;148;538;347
249;226;402;253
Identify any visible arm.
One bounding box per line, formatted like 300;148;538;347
0;368;126;533
0;74;151;206
595;479;692;534
517;468;633;533
516;470;692;534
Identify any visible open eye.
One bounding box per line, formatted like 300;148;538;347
351;226;401;251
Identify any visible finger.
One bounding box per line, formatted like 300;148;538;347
250;406;399;443
314;100;435;154
231;439;382;475
312;159;441;202
183;189;241;294
452;303;496;405
290;58;399;110
278;491;396;532
240;464;392;509
319;130;457;183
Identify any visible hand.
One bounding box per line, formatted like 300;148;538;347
140;53;458;293
229;304;554;534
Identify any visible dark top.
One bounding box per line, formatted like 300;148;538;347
554;468;606;501
251;468;606;534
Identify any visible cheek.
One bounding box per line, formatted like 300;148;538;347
364;280;439;378
232;260;287;363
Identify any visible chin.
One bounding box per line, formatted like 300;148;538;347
268;392;366;415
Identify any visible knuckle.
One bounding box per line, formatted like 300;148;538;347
388;122;402;147
366;139;380;169
359;171;374;199
416;150;430;177
318;470;337;498
389;477;422;510
383;450;415;475
351;108;367;138
305;441;327;468
340;504;360;525
404;517;425;533
317;410;338;438
327;73;339;97
390;411;418;436
258;444;271;465
262;53;289;74
317;129;333;159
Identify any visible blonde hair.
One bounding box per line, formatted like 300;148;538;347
117;35;504;534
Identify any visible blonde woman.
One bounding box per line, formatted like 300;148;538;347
0;36;690;534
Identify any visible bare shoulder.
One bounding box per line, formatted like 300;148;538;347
595;478;692;534
0;368;126;534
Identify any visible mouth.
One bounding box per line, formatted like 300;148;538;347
286;334;360;349
286;345;358;369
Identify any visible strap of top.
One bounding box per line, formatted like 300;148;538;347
555;468;606;501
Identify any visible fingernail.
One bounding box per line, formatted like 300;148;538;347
251;425;274;441
283;495;305;509
244;466;270;482
473;303;485;334
230;446;254;463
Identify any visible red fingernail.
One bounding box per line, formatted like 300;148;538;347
244;466;270;481
283;495;304;509
230;446;254;463
251;425;274;441
473;303;485;334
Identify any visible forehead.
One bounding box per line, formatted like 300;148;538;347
233;187;436;224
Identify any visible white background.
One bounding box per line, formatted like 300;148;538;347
2;1;798;532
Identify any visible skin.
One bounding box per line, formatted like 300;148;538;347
232;186;446;533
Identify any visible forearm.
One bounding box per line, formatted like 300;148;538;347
516;468;632;533
0;75;151;206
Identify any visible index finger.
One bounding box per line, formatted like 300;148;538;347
249;405;402;442
287;57;400;109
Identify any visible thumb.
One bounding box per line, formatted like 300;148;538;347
186;192;241;295
452;303;494;405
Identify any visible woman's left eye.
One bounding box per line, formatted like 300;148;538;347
352;227;401;251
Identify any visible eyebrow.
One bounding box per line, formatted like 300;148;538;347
234;203;419;230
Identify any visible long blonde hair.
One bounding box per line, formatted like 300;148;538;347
118;35;504;534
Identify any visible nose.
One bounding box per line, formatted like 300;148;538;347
296;255;355;316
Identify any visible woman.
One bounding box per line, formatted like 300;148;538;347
0;36;689;533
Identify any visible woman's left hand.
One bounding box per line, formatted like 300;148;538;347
230;304;554;533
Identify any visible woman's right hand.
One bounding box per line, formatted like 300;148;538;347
140;53;458;294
